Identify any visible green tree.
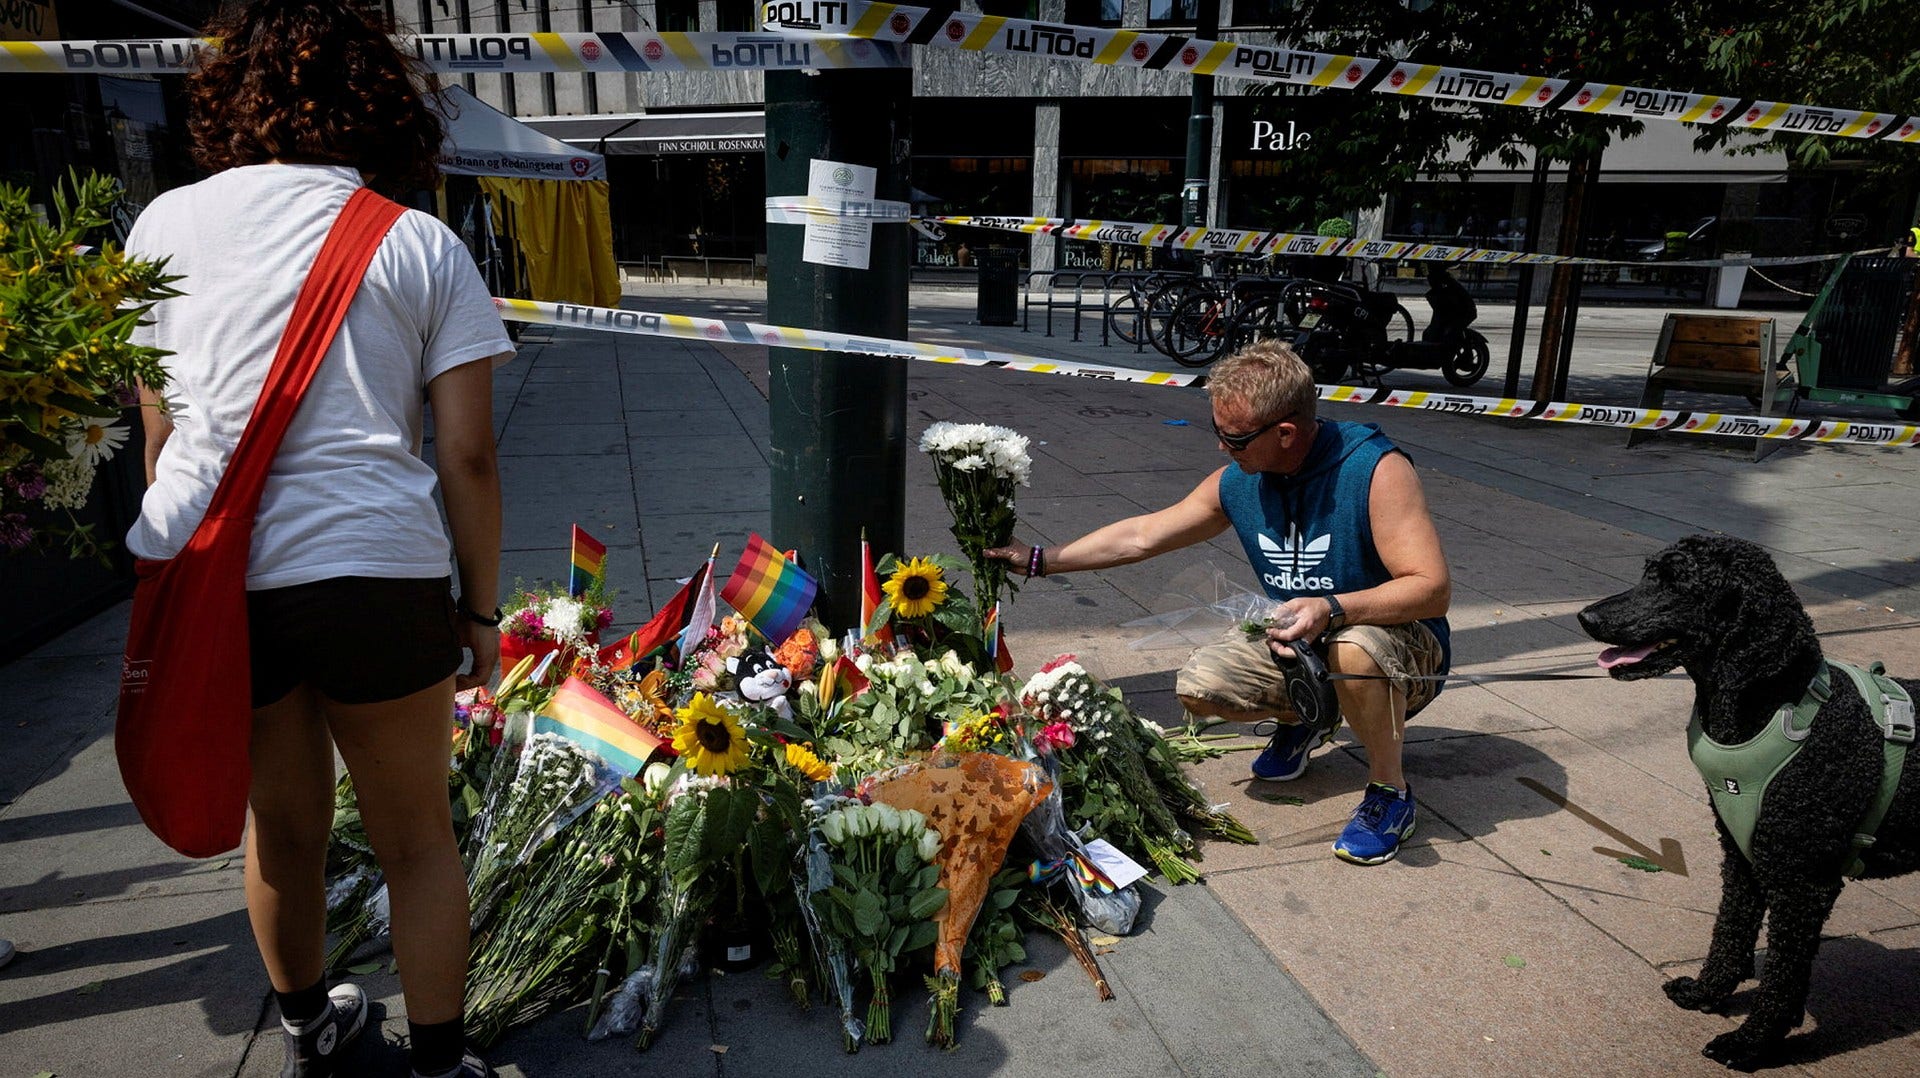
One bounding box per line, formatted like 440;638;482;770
1692;0;1920;174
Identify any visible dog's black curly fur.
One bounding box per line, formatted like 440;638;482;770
1578;535;1919;1071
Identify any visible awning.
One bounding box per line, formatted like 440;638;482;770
436;86;605;181
519;111;765;156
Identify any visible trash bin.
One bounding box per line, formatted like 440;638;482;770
975;248;1020;326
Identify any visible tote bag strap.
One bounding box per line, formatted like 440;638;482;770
191;188;407;541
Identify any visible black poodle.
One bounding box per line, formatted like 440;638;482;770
1577;535;1918;1071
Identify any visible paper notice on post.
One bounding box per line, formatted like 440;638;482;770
1082;838;1150;890
802;158;877;270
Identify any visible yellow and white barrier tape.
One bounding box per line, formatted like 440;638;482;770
924;215;1884;269
768;203;1880;269
757;2;1920;145
765;195;915;224
0;32;906;74
8;18;1920;151
496;297;1920;448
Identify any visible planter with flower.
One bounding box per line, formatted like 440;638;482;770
1;173;180;560
498;580;615;669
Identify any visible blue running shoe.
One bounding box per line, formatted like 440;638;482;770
1250;720;1331;781
1333;783;1417;864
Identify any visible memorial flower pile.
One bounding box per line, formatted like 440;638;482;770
320;440;1255;1054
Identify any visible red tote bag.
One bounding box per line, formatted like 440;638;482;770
117;189;406;858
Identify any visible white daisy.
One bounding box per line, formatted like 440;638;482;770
67;417;129;467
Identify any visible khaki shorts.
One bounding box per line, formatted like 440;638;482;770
1174;621;1446;721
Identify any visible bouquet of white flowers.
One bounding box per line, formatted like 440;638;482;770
918;422;1032;622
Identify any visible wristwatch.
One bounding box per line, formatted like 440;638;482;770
1323;594;1347;632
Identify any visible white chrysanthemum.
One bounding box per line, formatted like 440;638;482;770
951;454;986;472
543;597;589;644
67;418;129;468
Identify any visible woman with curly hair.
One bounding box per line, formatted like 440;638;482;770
124;2;508;1075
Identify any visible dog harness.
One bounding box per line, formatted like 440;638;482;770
1689;660;1914;877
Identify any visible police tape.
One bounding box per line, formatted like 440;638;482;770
760;2;1920;146
11;20;1920;154
495;297;1920;448
931;215;1883;269
765;196;915;224
770;206;1874;269
0;32;906;75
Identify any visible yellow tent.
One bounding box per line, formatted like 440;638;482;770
436;86;619;309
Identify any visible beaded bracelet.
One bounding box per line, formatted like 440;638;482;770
1027;545;1046;578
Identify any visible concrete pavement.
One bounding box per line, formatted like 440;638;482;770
3;282;1918;1076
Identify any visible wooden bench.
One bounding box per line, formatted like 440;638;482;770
1627;314;1795;460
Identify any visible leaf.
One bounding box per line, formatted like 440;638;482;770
1019;969;1046;982
664;796;708;874
991;888;1019;910
887;924;909;956
1503;956;1527;969
907;885;949;921
75;981;104;995
1251;792;1306;805
1089;935;1120;947
1618;855;1664;873
853;890;886;938
748;818;788;898
32;1071;55;1078
893;843;919;877
346;962;382;975
902;920;939;952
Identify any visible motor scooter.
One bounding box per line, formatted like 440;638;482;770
1283;265;1489;388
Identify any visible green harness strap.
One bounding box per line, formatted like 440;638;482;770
1687;661;1913;877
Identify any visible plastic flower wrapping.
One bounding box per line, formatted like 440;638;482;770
318;430;1256;1055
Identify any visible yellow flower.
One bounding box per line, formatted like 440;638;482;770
671;692;751;776
882;557;948;619
784;741;834;783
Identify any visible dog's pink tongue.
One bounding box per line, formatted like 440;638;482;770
1598;643;1660;669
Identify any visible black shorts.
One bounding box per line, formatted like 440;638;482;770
247;576;464;708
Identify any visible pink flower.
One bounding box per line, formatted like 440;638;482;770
4;464;47;501
1036;721;1076;753
596;606;615;630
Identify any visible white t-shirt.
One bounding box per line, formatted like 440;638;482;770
125;164;513;589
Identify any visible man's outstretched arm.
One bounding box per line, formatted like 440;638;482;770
987;466;1233;576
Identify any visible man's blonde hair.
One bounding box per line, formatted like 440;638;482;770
1207;341;1317;425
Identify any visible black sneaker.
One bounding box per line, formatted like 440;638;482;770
280;983;368;1078
413;1048;495;1078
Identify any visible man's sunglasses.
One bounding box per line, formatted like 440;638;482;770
1212;411;1297;451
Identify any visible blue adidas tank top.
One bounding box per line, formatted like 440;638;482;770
1218;419;1451;670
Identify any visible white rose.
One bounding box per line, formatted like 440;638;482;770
821;810;847;845
917;829;943;862
873;803;901;834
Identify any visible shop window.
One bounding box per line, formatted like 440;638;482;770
715;0;756;31
1147;0;1199;27
1065;0;1124;26
654;0;697;32
978;0;1041;17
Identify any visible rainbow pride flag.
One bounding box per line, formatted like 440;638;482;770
534;676;665;775
720;532;818;644
860;533;894;647
569;524;606;597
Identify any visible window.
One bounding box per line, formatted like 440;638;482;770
1147;0;1199;27
654;0;697;32
715;0;756;32
1230;0;1288;27
1064;0;1123;26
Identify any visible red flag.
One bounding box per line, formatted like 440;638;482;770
995;621;1014;675
860;534;894;647
835;654;870;699
599;560;710;671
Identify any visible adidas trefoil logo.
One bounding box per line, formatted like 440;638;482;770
1258;530;1335;592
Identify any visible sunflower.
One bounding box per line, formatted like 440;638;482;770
784;741;835;783
671;693;751;776
882;557;948;619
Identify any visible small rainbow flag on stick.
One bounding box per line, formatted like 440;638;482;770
860;531;894;647
535;676;665;775
569;524;606;597
720;532;818;644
